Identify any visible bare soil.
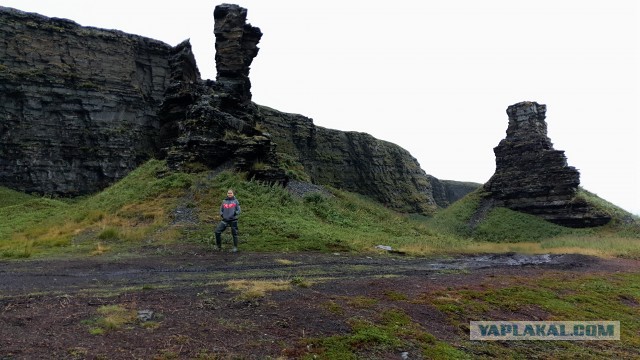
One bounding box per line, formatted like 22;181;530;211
1;248;638;359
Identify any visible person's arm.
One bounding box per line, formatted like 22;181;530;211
235;200;241;218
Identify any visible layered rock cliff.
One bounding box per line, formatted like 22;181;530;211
0;4;471;214
0;7;172;196
254;106;438;213
483;101;610;227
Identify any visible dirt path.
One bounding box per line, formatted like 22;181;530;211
1;250;638;359
0;251;606;296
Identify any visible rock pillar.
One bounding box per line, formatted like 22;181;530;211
484;101;610;227
214;4;262;105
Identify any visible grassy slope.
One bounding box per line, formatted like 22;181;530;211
1;159;639;259
427;188;640;257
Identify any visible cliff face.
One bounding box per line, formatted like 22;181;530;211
0;7;172;196
484;101;610;227
0;4;472;214
254;106;438;213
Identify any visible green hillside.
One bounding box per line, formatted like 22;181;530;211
1;160;638;259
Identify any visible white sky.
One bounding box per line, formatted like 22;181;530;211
2;0;639;215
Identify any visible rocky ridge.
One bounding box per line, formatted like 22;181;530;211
483;101;610;227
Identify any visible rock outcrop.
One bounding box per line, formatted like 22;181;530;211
0;6;172;196
483;101;610;227
0;4;478;214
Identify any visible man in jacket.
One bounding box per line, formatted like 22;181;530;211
214;189;241;252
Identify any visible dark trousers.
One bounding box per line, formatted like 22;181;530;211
214;220;238;248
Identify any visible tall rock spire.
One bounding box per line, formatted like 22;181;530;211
214;4;262;105
484;101;610;227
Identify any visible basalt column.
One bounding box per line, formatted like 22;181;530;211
214;4;262;105
484;101;610;227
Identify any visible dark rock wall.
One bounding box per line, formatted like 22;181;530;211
256;106;438;214
484;101;610;227
0;7;172;195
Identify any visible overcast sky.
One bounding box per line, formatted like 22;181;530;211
2;0;639;215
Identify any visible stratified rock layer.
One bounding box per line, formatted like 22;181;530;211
484;101;610;227
428;176;481;208
0;7;172;195
214;4;262;105
255;106;438;214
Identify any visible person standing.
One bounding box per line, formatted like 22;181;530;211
214;189;241;252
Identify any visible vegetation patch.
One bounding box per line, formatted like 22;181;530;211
421;272;640;358
82;304;138;335
303;308;465;359
225;279;292;300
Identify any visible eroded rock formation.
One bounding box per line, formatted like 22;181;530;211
158;5;285;184
483;101;610;227
0;4;477;214
428;176;481;208
213;4;262;105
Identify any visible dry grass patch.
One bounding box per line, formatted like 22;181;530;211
225;279;292;300
275;258;299;265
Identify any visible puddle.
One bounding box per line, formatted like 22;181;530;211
429;253;558;271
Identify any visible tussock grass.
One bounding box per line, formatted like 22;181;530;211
0;187;38;208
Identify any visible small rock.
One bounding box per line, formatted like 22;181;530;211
137;309;154;322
